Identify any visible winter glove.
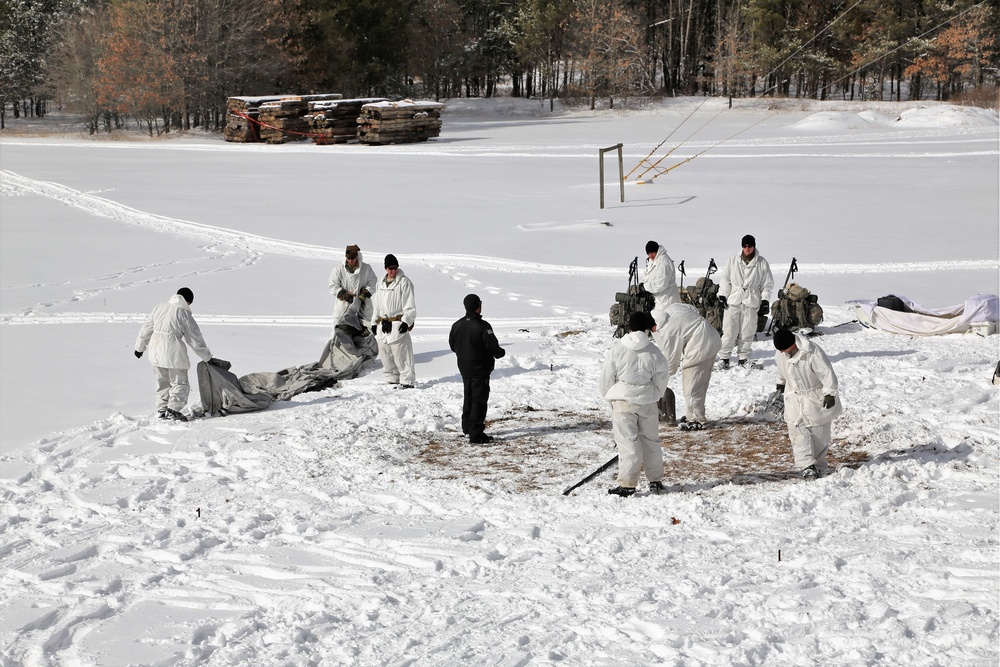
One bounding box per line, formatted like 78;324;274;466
758;300;769;316
717;295;728;309
134;350;143;359
823;394;836;409
776;384;785;394
359;288;371;301
337;289;354;304
398;322;409;334
371;324;378;336
381;320;392;334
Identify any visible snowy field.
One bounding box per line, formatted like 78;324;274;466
0;97;998;665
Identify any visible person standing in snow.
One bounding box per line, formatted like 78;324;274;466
772;328;843;479
643;240;681;310
449;294;506;444
653;302;722;430
134;288;215;422
717;234;773;368
599;311;671;497
329;244;377;334
371;253;417;388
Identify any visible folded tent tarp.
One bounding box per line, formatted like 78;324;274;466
196;326;378;417
849;293;998;336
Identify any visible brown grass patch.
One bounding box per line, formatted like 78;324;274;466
415;407;868;494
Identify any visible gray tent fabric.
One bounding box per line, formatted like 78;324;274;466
196;328;379;417
196;359;276;416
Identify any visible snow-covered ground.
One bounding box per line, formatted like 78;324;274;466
1;97;998;666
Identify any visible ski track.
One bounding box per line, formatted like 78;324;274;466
1;169;996;327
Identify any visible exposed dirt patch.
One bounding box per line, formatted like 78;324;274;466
417;406;868;494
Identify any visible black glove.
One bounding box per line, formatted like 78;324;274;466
134;350;143;359
823;395;836;409
359;288;371;300
777;289;785;300
337;289;354;304
759;300;769;315
398;322;409;333
371;324;378;335
717;295;728;309
776;384;785;394
381;320;392;334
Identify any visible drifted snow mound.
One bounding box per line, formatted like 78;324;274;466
793;104;998;131
896;104;999;128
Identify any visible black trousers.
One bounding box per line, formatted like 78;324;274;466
461;374;491;439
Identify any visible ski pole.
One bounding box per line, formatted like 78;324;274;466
562;454;619;495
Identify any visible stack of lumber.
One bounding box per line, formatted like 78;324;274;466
224;94;343;143
357;99;444;145
224;96;272;142
306;98;387;144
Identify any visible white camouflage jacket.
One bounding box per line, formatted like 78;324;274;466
134;294;212;370
373;269;416;343
653;303;722;375
599;331;670;405
328;251;378;326
774;333;843;427
718;250;774;309
643;245;681;308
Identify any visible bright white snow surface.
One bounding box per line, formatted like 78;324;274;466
1;97;998;666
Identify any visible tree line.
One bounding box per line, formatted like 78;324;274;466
1;0;996;133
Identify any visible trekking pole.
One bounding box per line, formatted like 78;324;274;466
562;454;619;495
766;257;798;336
699;258;717;305
678;260;686;291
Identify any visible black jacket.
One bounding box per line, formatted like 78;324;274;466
449;312;505;377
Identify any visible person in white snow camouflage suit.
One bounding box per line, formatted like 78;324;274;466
599;311;670;497
328;244;377;333
772;328;843;479
717;234;773;368
134;288;215;421
653;302;722;430
643;240;681;311
371;254;417;388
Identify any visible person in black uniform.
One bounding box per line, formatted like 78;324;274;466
449;294;506;443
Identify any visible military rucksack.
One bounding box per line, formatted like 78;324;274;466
681;277;724;335
770;282;823;331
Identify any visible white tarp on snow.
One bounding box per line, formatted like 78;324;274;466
849;293;999;336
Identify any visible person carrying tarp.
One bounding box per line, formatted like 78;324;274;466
642;240;681;310
372;253;417;388
329;244;377;334
772;328;843;480
717;234;773;368
134;287;216;421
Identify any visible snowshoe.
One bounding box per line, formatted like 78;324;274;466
801;465;820;480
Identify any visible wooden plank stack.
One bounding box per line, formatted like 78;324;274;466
224;94;343;143
358;99;444;145
306;98;388;144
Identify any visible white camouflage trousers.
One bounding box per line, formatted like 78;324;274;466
788;420;831;473
681;356;714;422
378;334;415;386
154;367;190;412
720;303;758;361
611;401;663;487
